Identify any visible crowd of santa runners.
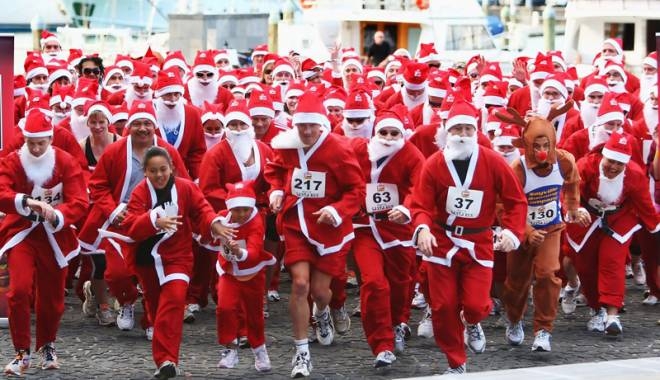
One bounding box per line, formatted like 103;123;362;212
0;30;658;378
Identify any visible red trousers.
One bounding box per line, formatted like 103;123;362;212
637;230;660;297
7;228;67;351
216;272;266;348
186;243;215;307
102;239;138;305
574;229;631;309
329;271;347;310
134;265;188;366
426;250;492;368
353;231;415;355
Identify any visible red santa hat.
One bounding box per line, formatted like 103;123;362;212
142;56;161;76
102;65;125;86
72;78;99;108
540;73;569;99
323;88;347;110
67;49;83;68
301;58;321;80
446;68;461;85
292;91;330;128
584;76;609;96
213;49;230;64
154;68;184;97
366;67;386;83
200;101;224;124
263;53;279;68
479;62;503;84
374;105;407;135
601;132;631;164
110;102;129;124
548;50;567;70
643;51;658;69
162;50;189;73
485;107;505;133
40;31;60;48
343;90;372;119
225;181;256;210
285;81;306;99
84;99;112;120
47;60;72;86
603;38;623;56
600;60;627;83
114;54;134;72
237;68;260;86
25;89;51;113
530;54;554;81
492;123;520;146
465;55;482;75
341;55;363;74
49;83;74;108
596;93;624;125
445;99;478;131
614;92;632;113
192;50;218;75
271;59;295;78
127;100;157;126
219;71;239;86
248;90;275;118
24;55;48;81
505;76;524;91
482;81;508;106
22;110;53;138
267;85;284;111
427;72;448;98
251;44;269;59
129;61;154;87
417;42;440;64
14;75;27;97
384;58;403;77
402;62;429;90
224;99;252;126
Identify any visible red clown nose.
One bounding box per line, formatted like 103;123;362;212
535;150;548;161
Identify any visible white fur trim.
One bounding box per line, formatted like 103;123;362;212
418;54;439;64
86;104;112;121
541;79;568;99
110;112;128;123
155;85;185;98
127;112;157;126
292;112;329;127
367;71;386;81
224;111;252;126
226;196;256;210
43;209;65;233
482;95;506;106
320;205;341;227
585;83;608;96
109;203;128;225
651;223;660;234
219;75;238;85
392;205;411;224
403;79;427;91
14;88;26;97
551;55;567;70
603;38;623;55
14;194;30;216
272;64;295;77
48;69;72;85
22;129;53;138
323;99;345;109
116;60;133;70
375;117;404;133
601;65;627;83
128;76;154;86
202;112;223;124
341;58;363;73
249;107;275;118
193;65;217;75
500;228;521;250
163;59;188;72
602;147;631;164
149;208;160;230
493;136;514;146
286;89;304;98
445;115;477;130
479;74;499;84
269;190;284;204
427;87;447;98
530;71;550;81
486;121;500;132
643;56;657;69
343;109;372;119
26;67;48;81
596;111;624;125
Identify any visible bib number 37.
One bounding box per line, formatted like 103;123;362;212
446;186;483;219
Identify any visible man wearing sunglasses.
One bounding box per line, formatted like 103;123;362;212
77;56;104;84
185;50;233;109
349;105;424;370
337;89;374;139
384;62;429;113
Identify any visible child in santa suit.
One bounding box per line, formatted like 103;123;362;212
0;111;87;375
411;100;527;374
566;133;660;337
214;181;276;372
123;146;235;379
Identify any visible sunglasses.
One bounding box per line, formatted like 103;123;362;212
83;67;101;76
222;84;236;90
346;117;368;124
378;129;401;137
469;72;479;79
263;70;273;75
428;63;441;68
196;72;215;78
373;80;384;86
217;59;230;65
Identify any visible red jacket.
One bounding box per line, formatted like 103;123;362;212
154;104;207;179
409;123;492;159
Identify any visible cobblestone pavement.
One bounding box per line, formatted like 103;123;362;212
1;274;659;379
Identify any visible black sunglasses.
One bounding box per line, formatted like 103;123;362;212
196;72;215;78
378;129;401;137
83;67;101;76
346;117;368;124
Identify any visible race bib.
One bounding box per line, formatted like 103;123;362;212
446;186;484;219
527;201;558;226
366;183;399;213
31;183;63;206
291;168;326;198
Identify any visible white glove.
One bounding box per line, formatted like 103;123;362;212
494;232;516;252
221;246;239;262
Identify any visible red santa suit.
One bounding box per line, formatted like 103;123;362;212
409;123;492;159
566;138;660;311
124;176;218;369
0;115;87;353
409;101;527;369
349;122;424;356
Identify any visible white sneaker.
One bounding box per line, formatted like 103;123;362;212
154;360;179;379
561;282;580;315
464;323;486;353
183;304;196;323
291;351;312;378
443;363;466;374
267;290;281;302
38;343;59;370
218;348;239;369
82;280;97;318
587;308;606;332
188;303;201;313
4;350;30;376
117;303;135;331
331;305;351;335
505;320;524;346
633;261;646;286
643;295;658;306
312;304;335;345
605;315;623;337
417;305;434;338
374;350;396;369
252;345;271;372
575;293;588;307
145;327;154;341
531;329;551;352
96;305;116;326
394;323;410;354
625;263;633;279
411;289;427;309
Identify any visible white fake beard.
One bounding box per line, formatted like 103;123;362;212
639;75;657;102
530;85;541;110
103;83;127;94
42;52;64;63
495;147;521;165
70;111;89;141
28;82;48;94
434;124;448;150
443;134;477;161
537;98;564;119
643;102;659;134
125;87;153;107
597;161;625;205
204;130;224;149
589;124;613;150
19;144;55;187
188;78;218;107
473;87;485;109
226;127;256;163
341;118;374;139
51;111;69;126
270;126;307;149
580;101;600;128
402;88;427;110
607;80;626;94
367;136;404;162
155;97;184;132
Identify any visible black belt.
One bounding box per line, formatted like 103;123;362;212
585;203;621;217
368;211;389;221
440;223;488;237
